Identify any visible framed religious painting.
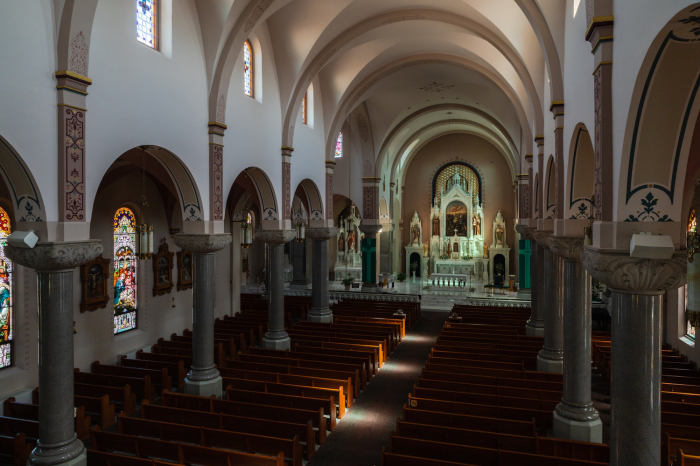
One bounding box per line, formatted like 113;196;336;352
80;254;110;312
152;241;174;297
176;250;193;291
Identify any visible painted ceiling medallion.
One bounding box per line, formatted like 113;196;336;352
419;82;456;93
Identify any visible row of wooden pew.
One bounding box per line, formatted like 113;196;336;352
381;305;613;465
84;300;409;465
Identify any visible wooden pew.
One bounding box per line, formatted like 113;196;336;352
3;398;91;441
161;390;327;440
120;355;186;388
227;387;337;430
91;426;293;466
135;348;192;368
665;433;700;466
289;336;385;363
153;340;226;368
72;383;136;415
91;360;172;390
287;328;389;357
0;417;39;441
73;368;155;403
250;347;373;379
115;415;295;465
170;332;243;355
0;433;33;466
416;378;562;402
223;377;347;416
420;368;563;392
675;448;700;466
402;405;538;436
412;385;560;412
139;401;316;460
32;387;119;425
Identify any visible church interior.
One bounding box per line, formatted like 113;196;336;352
0;1;699;466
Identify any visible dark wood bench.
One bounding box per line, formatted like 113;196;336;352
120;355;185;388
3;398;91;440
74;368;154;403
0;432;33;466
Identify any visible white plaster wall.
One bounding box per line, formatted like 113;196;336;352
562;0;595;184
611;0;698;219
87;0;210;222
0;1;58;221
224;23;284;209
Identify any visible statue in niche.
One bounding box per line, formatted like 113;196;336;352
472;214;481;236
495;224;504;246
423;242;428;256
447;242;452;255
411;224;420;245
338;235;345;253
432;215;439;236
348;232;356;252
453;241;459;254
483;242;488;258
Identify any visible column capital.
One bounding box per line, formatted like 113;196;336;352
256;229;296;244
533;230;553;249
6;240;102;272
173;233;231;254
548;235;585;261
306;227;338;240
581;247;687;293
515;224;533;240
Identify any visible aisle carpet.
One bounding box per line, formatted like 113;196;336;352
306;310;448;466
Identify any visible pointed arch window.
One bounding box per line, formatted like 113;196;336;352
136;0;158;49
687;208;696;340
114;208;138;334
244;41;253;98
0;208;12;369
335;132;343;158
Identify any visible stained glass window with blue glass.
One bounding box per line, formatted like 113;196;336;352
0;208;12;370
137;0;157;49
244;41;253;97
114;208;137;334
335;132;343;158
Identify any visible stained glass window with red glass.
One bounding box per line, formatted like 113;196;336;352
335;132;343;158
0;208;12;369
114;208;137;334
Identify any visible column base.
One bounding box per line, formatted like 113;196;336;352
525;321;544;337
29;436;86;466
307;311;333;323
29;450;87;466
517;288;531;299
553;411;603;443
262;336;291;350
362;283;379;291
184;376;223;398
537;354;563;373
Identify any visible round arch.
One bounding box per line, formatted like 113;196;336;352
566;123;595;220
294;179;324;224
0;134;47;226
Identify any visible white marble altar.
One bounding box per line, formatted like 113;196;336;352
334;206;362;281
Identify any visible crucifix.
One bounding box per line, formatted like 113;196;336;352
454;229;458;236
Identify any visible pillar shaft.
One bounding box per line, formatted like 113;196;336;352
610;291;662;466
290;239;307;288
309;239;332;322
554;259;601;442
526;241;542;335
230;223;241;316
263;243;290;348
33;270;85;465
188;253;219;382
537;248;564;372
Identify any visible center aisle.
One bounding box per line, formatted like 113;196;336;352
307;310;448;466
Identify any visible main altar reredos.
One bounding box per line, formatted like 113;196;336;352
405;170;510;287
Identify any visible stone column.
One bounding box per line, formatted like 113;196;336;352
549;236;602;443
230;222;241;315
529;230;549;337
6;240;103;466
289;238;307;290
257;230;296;349
359;224;382;291
174;234;232;398
306;228;338;323
582;248;686;466
515;224;533;299
534;230;563;373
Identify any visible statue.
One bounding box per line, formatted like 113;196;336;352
472;215;481;236
348;232;356;252
483;242;488;258
453;241;459;254
495;224;504;246
411;224;420;245
432;215;439;236
423;242;428;256
447;242;452;255
338;235;345;253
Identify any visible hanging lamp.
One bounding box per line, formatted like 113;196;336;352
296;219;306;242
137;146;154;259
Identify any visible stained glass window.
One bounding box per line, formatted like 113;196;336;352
136;0;157;49
0;209;12;370
302;93;307;125
114;208;137;334
335;132;343;158
244;41;253;97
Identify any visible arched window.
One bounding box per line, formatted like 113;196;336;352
687;208;697;340
335;132;343;158
0;208;12;369
302;93;307;125
114;208;138;334
136;0;158;49
244;41;253;98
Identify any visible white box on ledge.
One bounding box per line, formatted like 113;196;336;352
629;233;674;259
